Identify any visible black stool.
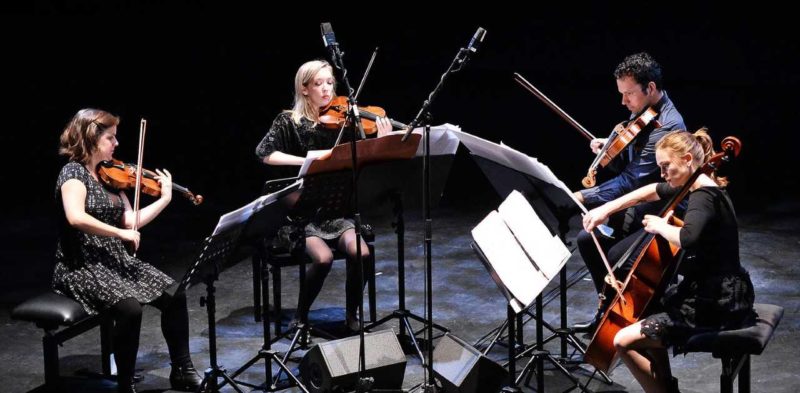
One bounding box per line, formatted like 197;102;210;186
684;303;784;393
11;292;113;389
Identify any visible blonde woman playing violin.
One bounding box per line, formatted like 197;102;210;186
256;60;392;332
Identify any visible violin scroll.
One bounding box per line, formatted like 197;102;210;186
582;171;597;188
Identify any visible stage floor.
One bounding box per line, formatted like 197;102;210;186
1;202;797;393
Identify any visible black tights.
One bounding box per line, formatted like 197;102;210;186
297;231;371;322
109;292;191;381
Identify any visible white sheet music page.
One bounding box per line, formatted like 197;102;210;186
297;149;330;177
472;211;549;313
498;191;571;280
213;179;302;236
449;129;515;169
388;123;459;156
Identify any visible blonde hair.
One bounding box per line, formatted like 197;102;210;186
289;60;335;124
656;128;728;187
58;108;120;165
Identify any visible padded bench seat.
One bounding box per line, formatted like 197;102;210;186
12;292;113;389
684;303;784;393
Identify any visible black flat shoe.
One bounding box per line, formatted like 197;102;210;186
668;376;681;393
117;377;137;393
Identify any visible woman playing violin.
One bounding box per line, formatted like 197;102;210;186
54;108;201;393
255;60;392;331
583;129;755;393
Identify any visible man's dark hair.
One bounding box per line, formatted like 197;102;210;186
614;52;663;91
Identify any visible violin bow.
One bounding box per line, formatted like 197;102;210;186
573;196;626;303
513;72;596;141
132;118;146;255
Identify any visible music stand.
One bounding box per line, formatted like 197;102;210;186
470;191;582;392
451;130;611;388
266;170;354;380
265;135;424;383
173;180;305;393
361;125;458;361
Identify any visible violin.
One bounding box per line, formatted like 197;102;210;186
318;96;407;134
97;159;204;206
584;136;742;373
582;107;661;188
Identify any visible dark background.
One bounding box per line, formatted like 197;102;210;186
2;6;797;301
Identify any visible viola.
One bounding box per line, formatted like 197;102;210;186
584;136;742;373
582;107;661;188
318;96;407;134
97;159;203;206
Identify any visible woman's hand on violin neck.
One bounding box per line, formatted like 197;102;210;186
117;228;141;251
154;169;173;201
376;116;392;138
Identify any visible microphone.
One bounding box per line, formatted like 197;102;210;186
321;22;337;52
466;27;487;53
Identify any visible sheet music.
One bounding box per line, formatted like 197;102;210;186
472;210;549;313
212;179;302;236
298;149;330;177
498;191;571;280
388;123;460;156
449;129;516;169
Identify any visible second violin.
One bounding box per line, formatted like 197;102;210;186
97;159;203;205
582;107;661;188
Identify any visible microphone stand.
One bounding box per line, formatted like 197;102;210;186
323;23;373;393
401;27;485;393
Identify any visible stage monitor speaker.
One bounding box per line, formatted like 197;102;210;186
299;329;406;392
433;333;508;393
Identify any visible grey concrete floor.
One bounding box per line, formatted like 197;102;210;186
1;203;797;393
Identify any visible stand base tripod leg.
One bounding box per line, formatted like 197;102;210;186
201;366;246;393
516;350;591;393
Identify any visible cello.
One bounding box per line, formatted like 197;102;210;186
584;136;742;373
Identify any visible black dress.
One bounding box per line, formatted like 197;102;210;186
52;162;174;315
255;111;354;251
640;183;755;352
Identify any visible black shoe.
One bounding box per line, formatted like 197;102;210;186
117;376;137;393
345;313;361;334
169;361;203;392
668;376;681;393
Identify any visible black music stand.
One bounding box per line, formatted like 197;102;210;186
471;155;612;389
450;129;612;388
469;191;582;392
173;231;244;393
265;170;354;373
360;131;456;361
174;180;305;393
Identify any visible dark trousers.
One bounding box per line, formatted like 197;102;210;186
577;228;647;301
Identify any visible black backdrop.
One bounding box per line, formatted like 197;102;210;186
1;6;796;297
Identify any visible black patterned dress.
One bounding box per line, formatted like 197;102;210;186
255;111;354;251
52;162;174;315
